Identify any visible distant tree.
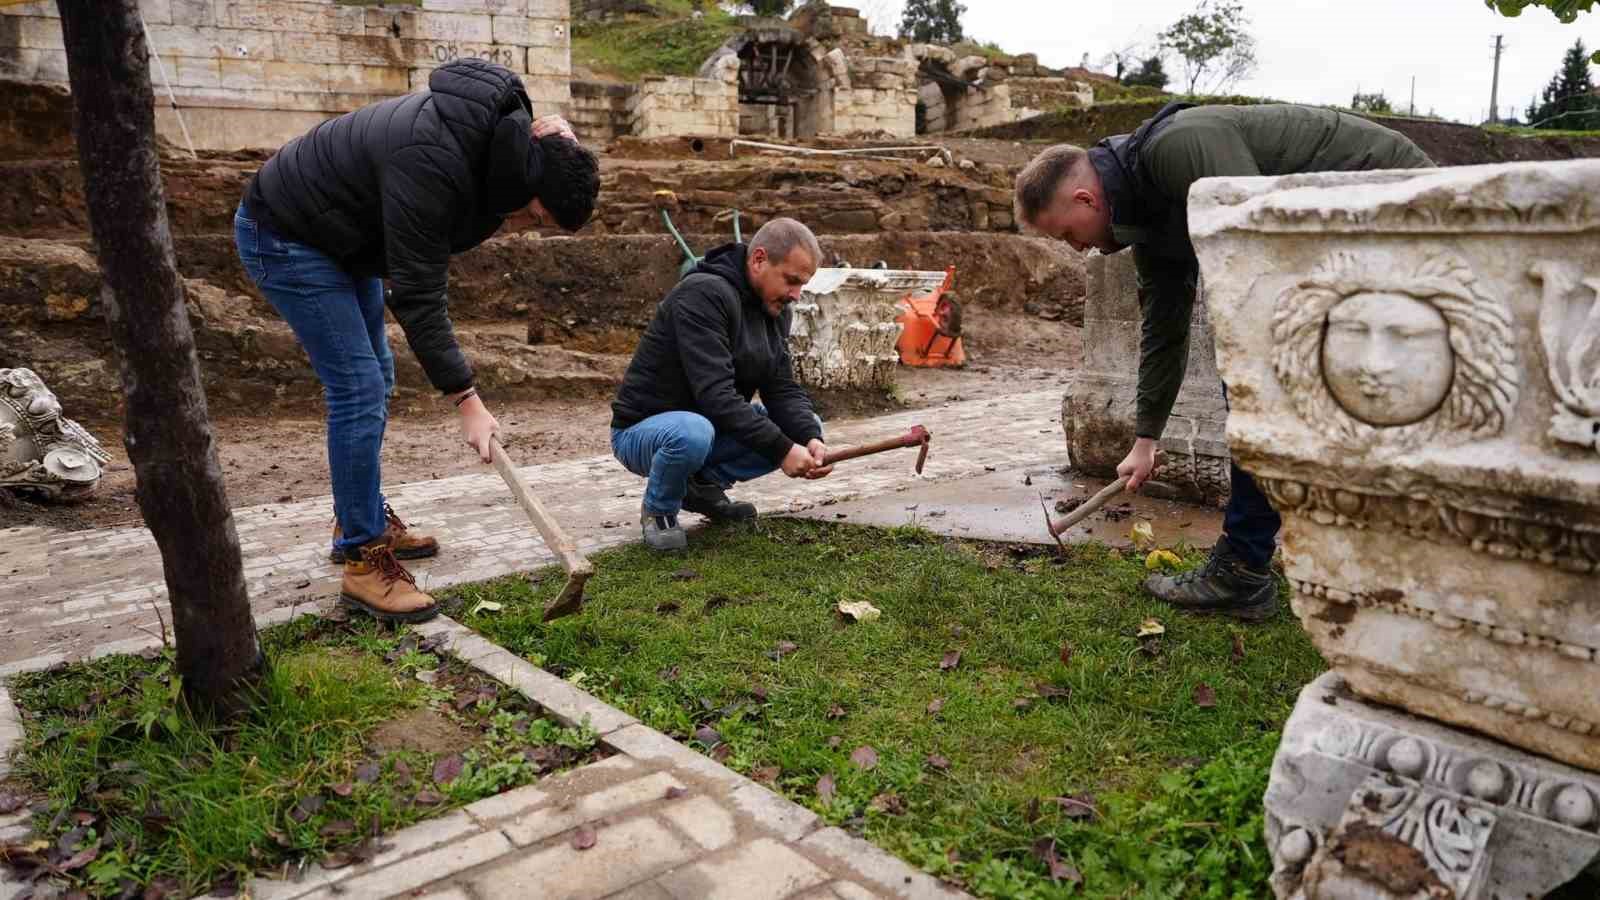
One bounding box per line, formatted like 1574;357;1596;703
1485;1;1599;60
1351;91;1393;114
1159;0;1257;95
898;0;965;44
746;0;793;17
1122;55;1170;90
1528;39;1600;129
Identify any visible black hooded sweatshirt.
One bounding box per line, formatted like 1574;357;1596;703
243;59;547;395
610;243;823;464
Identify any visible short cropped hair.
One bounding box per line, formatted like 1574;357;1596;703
1014;144;1090;226
536;135;601;233
749;217;821;266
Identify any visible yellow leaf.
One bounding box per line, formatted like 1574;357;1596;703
1137;618;1166;638
1145;549;1182;570
1129;520;1156;549
469;600;503;616
837;600;883;622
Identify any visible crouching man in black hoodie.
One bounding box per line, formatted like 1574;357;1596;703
610;218;832;551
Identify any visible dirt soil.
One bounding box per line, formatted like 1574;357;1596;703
5;312;1077;533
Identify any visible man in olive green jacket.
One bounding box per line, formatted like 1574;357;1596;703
1014;103;1433;621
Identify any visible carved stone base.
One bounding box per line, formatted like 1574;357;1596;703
0;367;109;502
1268;672;1600;899
791;268;943;392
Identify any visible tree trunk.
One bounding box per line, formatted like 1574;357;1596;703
55;0;263;720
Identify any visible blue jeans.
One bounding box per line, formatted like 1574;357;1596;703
610;404;819;516
234;204;395;554
1220;383;1281;569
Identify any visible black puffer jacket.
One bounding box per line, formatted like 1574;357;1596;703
610;243;823;464
245;59;541;395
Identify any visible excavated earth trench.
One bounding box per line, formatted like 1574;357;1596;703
0;79;1088;530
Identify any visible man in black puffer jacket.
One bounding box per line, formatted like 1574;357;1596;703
611;218;832;551
234;58;599;622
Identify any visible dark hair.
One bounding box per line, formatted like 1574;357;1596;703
535;135;600;233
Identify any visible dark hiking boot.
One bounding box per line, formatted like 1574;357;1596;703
340;537;439;624
681;475;757;521
641;506;688;552
330;504;440;563
1144;539;1277;622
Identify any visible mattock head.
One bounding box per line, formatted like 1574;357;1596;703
909;425;931;474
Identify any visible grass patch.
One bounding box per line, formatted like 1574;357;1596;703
449;519;1325;897
573;5;741;82
1;616;600;898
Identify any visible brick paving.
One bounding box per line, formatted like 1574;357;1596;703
0;389;1062;666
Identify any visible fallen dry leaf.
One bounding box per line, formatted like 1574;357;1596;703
664;786;688;800
432;753;464;786
288;795;324;823
869;793;907;815
1058;642;1073;666
1193;683;1218;708
926;753;950;771
654;601;681;615
750;684;769;702
412;790;445;806
926;697;945;715
1231;632;1246;663
836;600;882;622
671;569;700;581
767;640;800;661
752;766;781;784
1031;837;1081;884
1136;618;1166;638
330;782;354;798
940;650;962;671
1012;697;1033;710
468;600;503;616
816;774;836;803
711;743;732;762
318;820;356;839
570;825;597;850
826;704;847;720
354;761;381;784
1055;793;1099;820
1035;682;1070;702
851;745;879;770
826;736;843;749
1129;520;1156;550
693;725;723;746
659;665;681;681
1145;549;1182;570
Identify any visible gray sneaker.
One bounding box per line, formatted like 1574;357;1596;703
641;507;687;552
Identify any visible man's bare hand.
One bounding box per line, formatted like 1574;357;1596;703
532;114;577;143
781;443;817;478
454;393;501;463
804;438;833;480
1117;437;1159;492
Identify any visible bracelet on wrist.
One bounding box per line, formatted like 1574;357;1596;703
453;388;478;408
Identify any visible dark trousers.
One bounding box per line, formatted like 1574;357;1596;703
1220;383;1281;569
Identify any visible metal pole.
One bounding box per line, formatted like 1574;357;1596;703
138;8;198;160
1409;76;1416;116
1489;35;1505;125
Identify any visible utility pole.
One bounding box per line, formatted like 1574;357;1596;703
1409;75;1416;116
1489;34;1505;124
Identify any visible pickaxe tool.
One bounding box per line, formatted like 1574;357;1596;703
822;425;931;474
1041;476;1129;549
490;437;594;621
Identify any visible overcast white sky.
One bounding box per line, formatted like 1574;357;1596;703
848;1;1597;124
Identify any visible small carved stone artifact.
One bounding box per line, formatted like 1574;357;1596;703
0;367;109;501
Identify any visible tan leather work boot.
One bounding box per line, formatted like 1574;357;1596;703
340;538;439;624
329;504;440;563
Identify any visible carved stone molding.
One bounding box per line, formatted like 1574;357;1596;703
1530;260;1600;456
0;367;109;501
1268;673;1600;900
1259;476;1600;573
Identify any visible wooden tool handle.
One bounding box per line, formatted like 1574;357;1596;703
490;438;594;578
822;435;906;466
1048;477;1130;535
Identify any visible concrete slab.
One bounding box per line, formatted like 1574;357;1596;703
785;467;1224;551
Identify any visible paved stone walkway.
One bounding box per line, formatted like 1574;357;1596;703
0;390;1063;666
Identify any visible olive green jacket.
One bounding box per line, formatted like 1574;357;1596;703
1086;104;1434;438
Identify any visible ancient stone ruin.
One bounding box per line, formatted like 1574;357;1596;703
0;366;108;501
1062;251;1231;505
790;267;947;391
1190;159;1600;897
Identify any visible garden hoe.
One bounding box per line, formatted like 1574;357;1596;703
1040;477;1130;550
489;437;593;621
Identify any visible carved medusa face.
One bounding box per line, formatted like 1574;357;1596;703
1273;253;1520;449
1322;292;1455;427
